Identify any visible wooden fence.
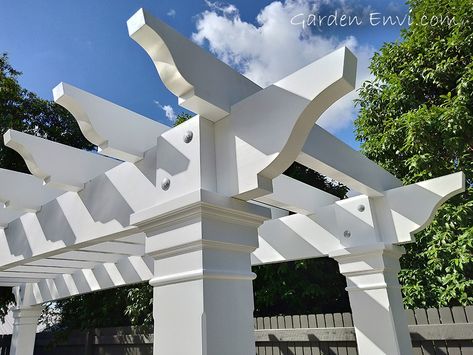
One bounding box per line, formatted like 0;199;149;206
0;307;472;354
254;306;473;354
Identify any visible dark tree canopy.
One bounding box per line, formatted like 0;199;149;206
0;54;93;172
355;0;473;307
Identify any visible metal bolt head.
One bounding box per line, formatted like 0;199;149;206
357;204;365;212
183;130;193;143
161;178;171;191
343;230;351;238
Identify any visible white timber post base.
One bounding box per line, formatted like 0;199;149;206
330;244;413;355
9;305;42;355
132;190;269;355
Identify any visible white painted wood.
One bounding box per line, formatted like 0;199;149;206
133;190;268;355
0;192;137;270
255;174;339;214
0;271;59;279
139;116;218;205
0;279;40;286
27;258;98;269
53;82;169;162
127;8;261;121
82;241;145;255
331;244;413;355
24;256;154;304
0;169;62;214
0;162;156;271
117;233;146;244
375;172;465;244
215;47;357;199
50;251;124;263
253;214;340;265
4;130;120;191
9;265;79;274
297;125;402;196
0;209;23;229
9;304;42;355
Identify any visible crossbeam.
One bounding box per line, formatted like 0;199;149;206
54;83;169;162
127;9;261;121
4;130;120;191
297;125;402;196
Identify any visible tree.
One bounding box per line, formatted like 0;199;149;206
0;53;93;321
355;0;473;308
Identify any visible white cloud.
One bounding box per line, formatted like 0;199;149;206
192;0;375;133
167;9;176;17
154;100;177;123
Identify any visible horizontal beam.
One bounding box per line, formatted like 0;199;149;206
254;174;339;214
127;9;261;121
0;169;62;214
252;213;340;265
29;255;154;304
297;125;402;196
0;271;59;279
27;258;99;269
54;83;169;162
0;162;156;271
8;265;79;274
81;241;145;256
255;324;473;342
50;251;128;263
4;130;120;191
215;47;357;199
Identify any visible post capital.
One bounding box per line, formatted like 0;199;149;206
131;189;270;258
329;243;405;285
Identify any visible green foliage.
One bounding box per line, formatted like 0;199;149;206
50;288;131;330
355;0;473;308
253;258;350;316
0;53;94;172
173;112;193;126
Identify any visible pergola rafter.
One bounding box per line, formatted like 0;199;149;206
0;8;466;355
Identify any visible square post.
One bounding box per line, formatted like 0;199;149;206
331;244;413;355
9;305;42;355
133;190;269;355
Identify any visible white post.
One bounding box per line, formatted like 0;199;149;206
9;305;42;355
331;244;413;355
133;191;269;355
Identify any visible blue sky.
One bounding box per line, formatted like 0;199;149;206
0;0;409;148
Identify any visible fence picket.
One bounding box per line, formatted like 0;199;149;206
427;308;448;354
415;308;435;354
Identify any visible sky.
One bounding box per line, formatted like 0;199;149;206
0;0;410;149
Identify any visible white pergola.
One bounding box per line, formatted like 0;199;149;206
1;9;466;355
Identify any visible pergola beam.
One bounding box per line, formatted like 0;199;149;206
0;169;62;215
297;125;402;196
4;130;120;191
54;82;169;162
0;161;156;271
254;174;339;214
215;47;357;199
25;255;154;304
127;9;261;121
